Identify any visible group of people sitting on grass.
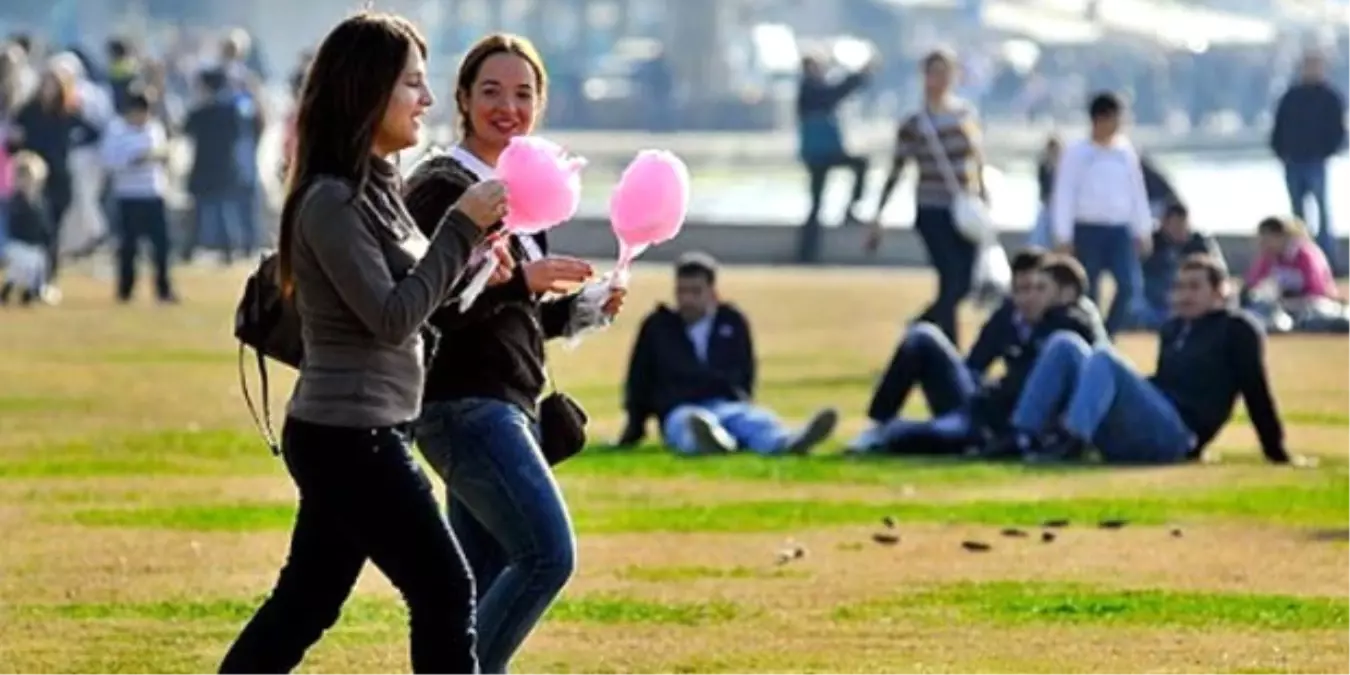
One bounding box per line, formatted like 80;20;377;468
614;247;1302;466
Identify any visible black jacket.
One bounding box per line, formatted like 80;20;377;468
1142;231;1225;310
1271;82;1348;163
184;97;245;196
403;154;579;415
6;192;52;247
977;299;1104;427
619;303;755;444
1153;308;1286;461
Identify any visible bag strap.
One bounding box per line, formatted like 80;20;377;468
915;109;966;199
238;342;280;455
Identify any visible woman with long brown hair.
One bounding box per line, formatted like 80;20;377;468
12;66;99;283
403;33;624;674
218;12;505;674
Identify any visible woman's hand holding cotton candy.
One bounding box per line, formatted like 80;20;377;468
484;236;516;287
524;256;593;294
453;179;510;229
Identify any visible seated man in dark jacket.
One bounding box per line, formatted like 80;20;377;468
617;252;838;456
1007;254;1292;465
1130;202;1226;330
851;252;1108;455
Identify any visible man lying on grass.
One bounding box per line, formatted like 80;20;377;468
848;250;1108;456
999;253;1293;464
615;252;838;456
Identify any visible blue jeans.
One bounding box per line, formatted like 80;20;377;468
1075;223;1140;337
415;397;576;674
194;191;247;258
1027;207;1053;249
662;400;791;455
1284;160;1338;269
1011;332;1193;464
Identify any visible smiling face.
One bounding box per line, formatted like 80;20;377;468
460;51;540;153
373;45;434;156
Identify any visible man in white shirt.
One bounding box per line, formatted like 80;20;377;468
1050;92;1153;336
100;88;177;304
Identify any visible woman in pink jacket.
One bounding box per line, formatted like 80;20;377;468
1246;215;1337;300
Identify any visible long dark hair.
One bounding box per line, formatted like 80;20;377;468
277;11;427;296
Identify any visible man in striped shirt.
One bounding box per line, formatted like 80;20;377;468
868;49;987;344
100;88;177;304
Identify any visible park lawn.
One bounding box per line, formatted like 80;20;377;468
0;263;1346;674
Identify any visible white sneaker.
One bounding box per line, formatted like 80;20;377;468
685;410;736;455
784;408;839;455
846;423;887;453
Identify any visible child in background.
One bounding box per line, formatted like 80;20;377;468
1243;215;1347;333
99;88;177;304
0;123;15;251
1;151;53;306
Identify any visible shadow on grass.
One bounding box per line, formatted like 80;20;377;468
8;593;740;628
66;470;1348;533
835;581;1350;631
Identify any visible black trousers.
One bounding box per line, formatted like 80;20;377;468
798;154;869;263
43;174;72;281
115;197;174;301
913;206;976;344
219;418;479;674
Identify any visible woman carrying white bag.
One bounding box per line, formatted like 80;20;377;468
867;49;1008;344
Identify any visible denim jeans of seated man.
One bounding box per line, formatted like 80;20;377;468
1010;332;1193;463
662;400;796;455
414;397;576;674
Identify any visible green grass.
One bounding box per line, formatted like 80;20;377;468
0;430;276;478
65;469;1348;533
835;582;1350;631
7;594;741;628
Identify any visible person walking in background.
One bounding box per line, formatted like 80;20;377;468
1050;92;1153;337
219;30;267;256
795;51;875;263
11;66;100;288
47;51;113;260
869;48;988;344
105;38;140;115
218;13;504;674
99;89;176;304
1;151;53;306
1270;48;1348;273
183;68;246;264
1028;135;1061;248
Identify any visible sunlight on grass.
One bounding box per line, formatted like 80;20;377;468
835;582;1350;631
8;594;742;628
0;430;276;478
617;565;808;582
65;470;1348;533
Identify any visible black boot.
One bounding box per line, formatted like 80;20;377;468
0;281;12;305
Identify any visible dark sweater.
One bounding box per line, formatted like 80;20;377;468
1271;82;1348;163
1141;230;1225;310
620;303;755;443
7;192;52;247
403;154;578;415
1152;308;1286;461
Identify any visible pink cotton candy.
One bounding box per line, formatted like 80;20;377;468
609;150;690;266
495;136;586;233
